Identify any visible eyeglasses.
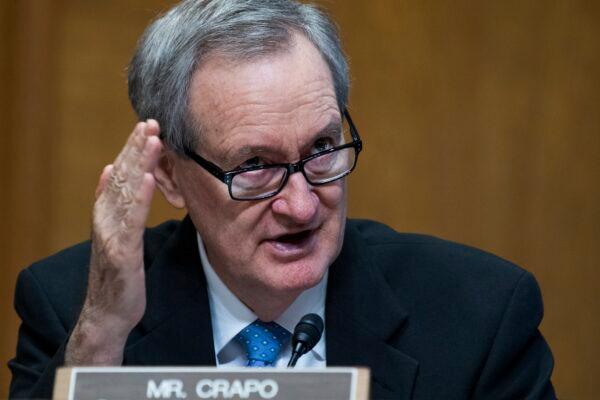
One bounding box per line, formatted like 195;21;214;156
184;109;363;201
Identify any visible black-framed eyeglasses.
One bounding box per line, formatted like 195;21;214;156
184;109;363;201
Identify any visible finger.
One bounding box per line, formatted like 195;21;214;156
95;164;114;199
113;128;162;197
140;135;163;174
104;122;152;203
126;172;157;246
112;118;159;175
98;120;161;230
144;119;160;137
112;122;147;169
116;119;161;181
140;120;161;173
118;120;162;188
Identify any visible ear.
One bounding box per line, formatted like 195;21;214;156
154;151;186;209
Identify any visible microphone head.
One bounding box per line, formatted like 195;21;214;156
292;313;324;355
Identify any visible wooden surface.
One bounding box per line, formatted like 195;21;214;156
1;1;598;398
52;369;71;400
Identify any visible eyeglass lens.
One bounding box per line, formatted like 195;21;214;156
230;146;357;200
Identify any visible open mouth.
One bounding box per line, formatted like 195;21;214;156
274;230;313;245
265;229;317;256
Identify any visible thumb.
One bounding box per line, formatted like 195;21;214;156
95;164;114;199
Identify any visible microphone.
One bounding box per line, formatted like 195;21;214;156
287;313;324;367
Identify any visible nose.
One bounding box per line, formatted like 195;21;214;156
271;172;319;225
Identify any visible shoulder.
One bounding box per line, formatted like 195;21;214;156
345;218;538;318
17;220;181;320
25;219;181;278
345;220;554;397
347;218;526;280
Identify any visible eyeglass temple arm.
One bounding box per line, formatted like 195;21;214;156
184;148;227;182
343;109;363;152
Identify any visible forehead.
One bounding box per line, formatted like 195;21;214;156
187;33;339;155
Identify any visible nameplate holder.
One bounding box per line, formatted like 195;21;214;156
53;366;370;400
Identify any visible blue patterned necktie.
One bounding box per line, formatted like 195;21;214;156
236;320;291;367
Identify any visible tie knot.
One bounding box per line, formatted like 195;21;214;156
236;320;291;367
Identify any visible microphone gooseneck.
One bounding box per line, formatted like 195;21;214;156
287;313;324;367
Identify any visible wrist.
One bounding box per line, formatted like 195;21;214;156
65;313;130;366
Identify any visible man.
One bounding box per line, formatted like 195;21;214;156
9;0;555;399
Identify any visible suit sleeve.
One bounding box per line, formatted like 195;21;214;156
8;268;71;400
472;271;556;400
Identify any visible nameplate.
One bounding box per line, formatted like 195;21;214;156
53;367;370;400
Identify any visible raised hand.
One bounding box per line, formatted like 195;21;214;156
65;120;162;365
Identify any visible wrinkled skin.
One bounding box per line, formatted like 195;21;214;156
163;33;347;320
66;33;347;364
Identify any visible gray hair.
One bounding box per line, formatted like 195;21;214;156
127;0;349;155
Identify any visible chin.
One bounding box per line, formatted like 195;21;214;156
267;255;330;293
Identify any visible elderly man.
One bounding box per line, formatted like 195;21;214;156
9;0;555;399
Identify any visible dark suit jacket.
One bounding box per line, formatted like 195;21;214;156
9;218;555;399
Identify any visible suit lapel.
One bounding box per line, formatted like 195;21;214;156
121;217;418;396
124;216;216;366
326;222;419;399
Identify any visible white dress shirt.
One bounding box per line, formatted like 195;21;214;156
197;233;327;368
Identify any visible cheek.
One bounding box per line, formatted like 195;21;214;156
318;180;347;219
180;170;270;261
179;166;347;272
319;182;348;252
179;171;224;217
177;168;238;240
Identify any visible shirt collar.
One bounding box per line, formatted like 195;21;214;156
197;232;327;361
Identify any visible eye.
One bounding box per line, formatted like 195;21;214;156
312;137;335;154
237;156;264;169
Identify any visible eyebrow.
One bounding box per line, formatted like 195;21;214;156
233;119;344;160
316;120;343;139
